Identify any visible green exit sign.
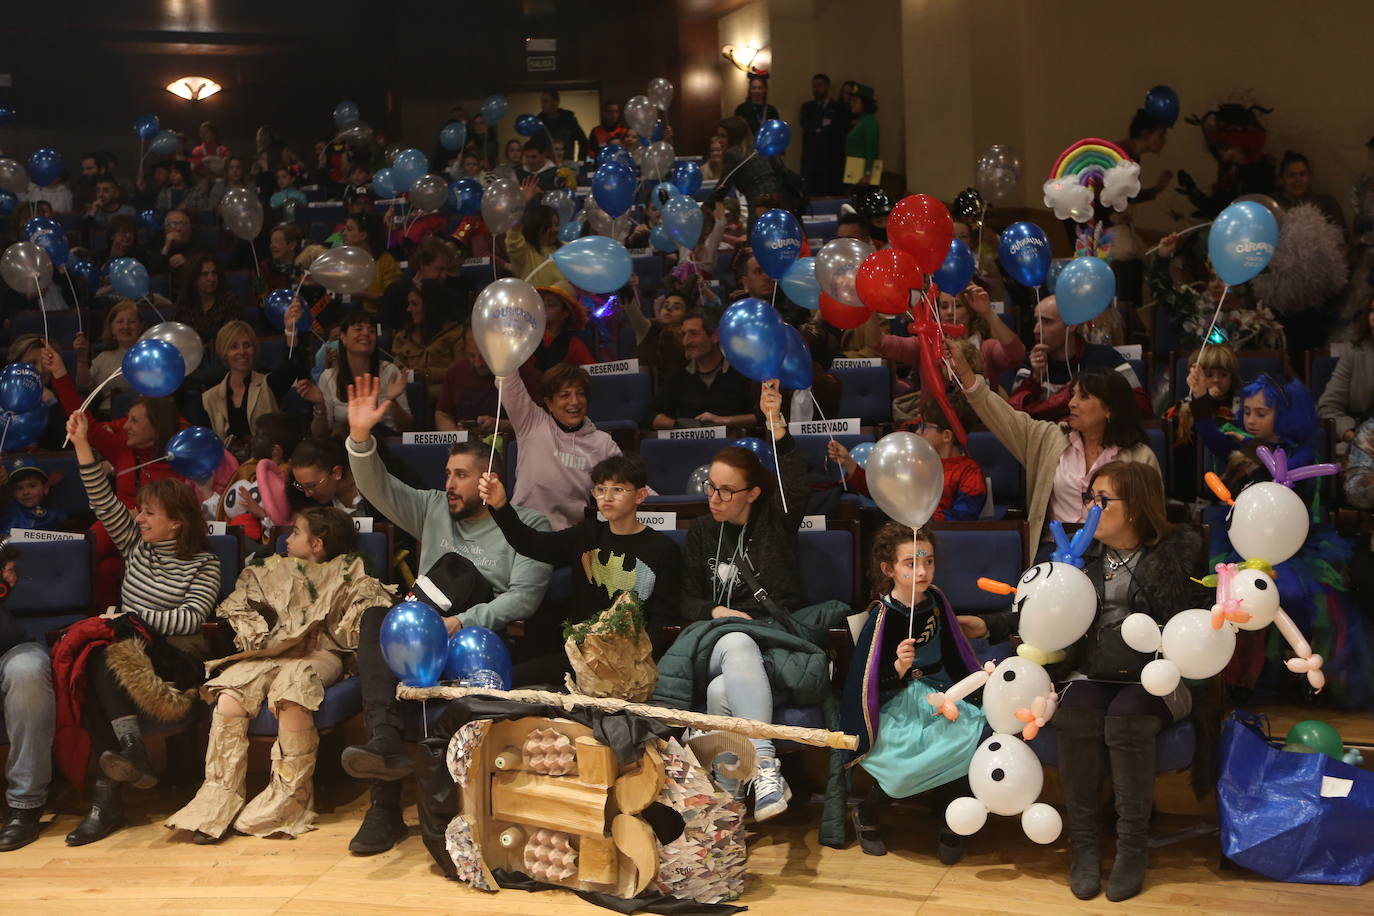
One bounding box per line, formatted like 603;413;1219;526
527;55;556;72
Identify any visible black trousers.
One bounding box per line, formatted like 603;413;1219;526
356;605;402;730
82;646;141;754
1058;679;1174;724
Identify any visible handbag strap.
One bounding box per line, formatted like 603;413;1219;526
734;554;805;638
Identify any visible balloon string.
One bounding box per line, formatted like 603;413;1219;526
718;150;757;191
118;455;168;476
1143;221;1212;257
62;368;125;449
35;276;48;345
483;376;503;502
909;526;918;640
62;270;83;333
141;294;165;323
1196;285;1230;367
249;238;261;285
523;256;553;284
808;391;846;492
0;412;11;454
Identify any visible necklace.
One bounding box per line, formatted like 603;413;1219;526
1104;547;1140;581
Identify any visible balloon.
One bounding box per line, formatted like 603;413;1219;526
650;225;674;253
647;77;674;110
888;194;954;274
1012;557;1098;656
1046;258;1070;292
542;189;576;225
335;121;374;150
471;278;546;378
141;321;205;375
439;121;467;153
380;601;448;687
818;290;869;329
333;100;360;129
1;405;47;450
624;95;657;137
945;796;988;836
755;119;791;158
1121;613;1163;654
592;161;637;218
1021;803;1062;845
371;167;399;199
968;734;1043;816
856;248;923;315
975;144;1022;203
26;148;62;187
552;236;633;294
597;145;632;170
482;94;508;124
22;216;69;267
686;464;712;497
1140;658;1182;698
217;186;264;241
849;441;875;469
133;113;160;140
269;188;307;215
981;657;1055;736
641;141;675;181
514;114;542;138
718;298;787;382
670;160;702;196
308;246;375;297
997;221;1052;288
106;257;149;300
731;437;775;472
558;219;582;244
391;149;428;190
481;177;524;234
0;159;26;195
1158;608;1236;679
865;431;945;529
409;173;448;212
263;287;311;333
815;238;874;308
1234;192;1282;227
148;130;180;157
166;426;223;479
68;258;99;296
1228;481;1308;565
0;191;14;215
443;625;514;687
0;363;43;413
122;338;185;398
1054;256;1115;324
1282;742;1320;755
952;187;986;227
780;257;819;310
932;239;975;297
661;195;704;249
137;208;160;231
750;209;803;279
777;325;813;391
1284;720;1344;760
1144;85;1179;128
0;241;53;294
1208;200;1278;286
449;178;483;216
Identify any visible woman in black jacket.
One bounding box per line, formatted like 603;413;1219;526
961;460;1209;903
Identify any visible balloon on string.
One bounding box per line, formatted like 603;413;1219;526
641;141;675;181
1143;85;1179;128
22;216;69;266
218;186;264;241
133;113;160;140
719;298;786;382
0;241;53;294
750;209;803;278
372;167;400;198
558;219;583;244
541;189;576;225
380;601;448;687
1054;256;1115;324
755;120;791;157
624;95;657;137
138;208;160;231
439;121;467;152
166;426;223;479
443;625;513;687
849;441;875;469
482;94;508;124
777;325;813;391
647;77;674;110
514;114;542;137
687;463;712;497
106;257;149;299
552;236;633;294
661;195;704;249
1208;200;1278;286
597;144;632;169
818;290;869;329
68;258;99;296
933;239;975;296
264;288;311;332
780;257;820;310
471;278;546;378
1234;192;1282;227
888;194;954;274
732;437;776;472
391;149;428;190
1;405;47;450
449;178;483;215
670;159;702;196
592;161;637;217
333;100;360;129
26;148;62;187
998;220;1052;288
309;246;375;297
0;363;43;413
0;159;26;195
141;321;205;375
335;121;374;150
408;174;448;212
856;248;923;315
975;144;1022;203
481;177;525;235
0;191;14;215
865;430;945;529
122;338;185;398
650;224;674;253
815;238;875;308
148;131;180;157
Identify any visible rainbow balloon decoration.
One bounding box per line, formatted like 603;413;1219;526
1047;138;1130;187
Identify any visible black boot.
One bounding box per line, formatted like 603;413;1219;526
341;708;414;781
99;733;158;789
65;779;125;846
851;806;886;856
0;806;44;851
1054;705;1107;900
1104;715;1161;902
348;780;407;855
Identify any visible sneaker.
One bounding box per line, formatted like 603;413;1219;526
750;757;792;822
348;801;407;855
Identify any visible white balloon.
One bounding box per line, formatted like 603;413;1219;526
0;158;27;195
481;177;525;236
642;141;675;181
1159;608;1235;679
408;173;448;212
647;77;674;111
624;95;657;137
968;734;1043;817
1140;658;1182;697
309;246;375;296
1228;481;1308;566
982;657;1054;735
1021;803;1062;844
0;241;52;294
1230;567;1281;631
1121;613;1163;654
944;796;988;837
218;186;264;241
471;278;547;379
1013;562;1098;654
814;238;874;307
864;431;944;530
141;322;204;376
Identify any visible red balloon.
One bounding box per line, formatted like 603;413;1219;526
888;193;954;274
856;249;923;315
818;291;869;329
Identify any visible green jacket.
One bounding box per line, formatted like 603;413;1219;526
845;114;880;173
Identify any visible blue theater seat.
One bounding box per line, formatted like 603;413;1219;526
965;430;1024;517
831;366;892;424
7;535;93;638
928;521;1026;614
588;372;654;430
207;532;243;601
273;524;394;584
638;437;731;495
387;442;451;491
248;674;363;736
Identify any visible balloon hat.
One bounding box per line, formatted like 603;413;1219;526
1049;503;1102;567
1205;446;1339;505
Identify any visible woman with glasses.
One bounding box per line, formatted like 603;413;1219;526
946;341;1158;564
961;461;1209;902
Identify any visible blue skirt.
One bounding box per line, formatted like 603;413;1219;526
860;678;985;799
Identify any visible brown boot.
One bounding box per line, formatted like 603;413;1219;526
235;727;320;837
165;712;251;840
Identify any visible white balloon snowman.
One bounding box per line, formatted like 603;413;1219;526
927;656;1059;741
945;733;1062;844
1122;447;1337;697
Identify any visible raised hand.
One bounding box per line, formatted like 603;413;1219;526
385;369;408;402
964;284;992;315
477;471;507;509
38;341;66;378
66;411;92;461
347;373;392;443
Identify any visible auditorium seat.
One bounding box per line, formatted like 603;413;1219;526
9;308;88;345
965;430;1024;517
272;522;395;584
248;671;363;736
1308;353;1339;401
831;366;892;424
927;521;1026;614
638;437;730;495
224;271;253;302
24;451;89;518
207;530;244;601
588;372;653;429
7;534;93;639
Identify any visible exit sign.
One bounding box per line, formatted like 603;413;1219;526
527;55;556;72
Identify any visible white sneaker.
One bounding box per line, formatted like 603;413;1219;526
750;757;791;821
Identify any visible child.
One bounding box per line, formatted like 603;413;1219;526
165;507;395;843
1189;371;1317;486
0;459;68;536
1167;345;1240;500
477;454;682;687
839;523;985;860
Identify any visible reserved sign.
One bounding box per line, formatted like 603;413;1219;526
1114;344;1143;360
798;515;827;531
831;358;883;369
9;528;83;542
790;418;860;436
206;522;227;536
586;358;640;376
657;426;727;440
353;517;374;533
403;430;467;444
597;510;677;530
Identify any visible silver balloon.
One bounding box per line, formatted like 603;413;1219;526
482;177;524;235
383;145;401;165
687;463;711;497
409;173;448;212
647;77;674;111
0;158;26;195
642;141;675;181
865;431;945;530
218;186;264;241
584;195;614;238
335;120;374;150
541;189;575;225
814;238;874;307
309;246;376;296
975;144;1022;204
0;241;53;294
624;94;657;138
141;321;204;375
471;278;547;379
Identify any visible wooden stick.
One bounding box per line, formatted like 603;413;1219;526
397;684;859;750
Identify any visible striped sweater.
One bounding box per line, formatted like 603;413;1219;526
80;461;220;636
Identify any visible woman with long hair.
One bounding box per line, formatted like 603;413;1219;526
296;310;412;438
392;280;465;401
173;252;243;346
75;299;142;414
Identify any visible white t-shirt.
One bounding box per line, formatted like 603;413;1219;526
317;361;411;430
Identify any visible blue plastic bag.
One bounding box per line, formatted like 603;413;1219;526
1219;710;1374;885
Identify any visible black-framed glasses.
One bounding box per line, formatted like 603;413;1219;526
705;482;746;502
1081;492;1123;510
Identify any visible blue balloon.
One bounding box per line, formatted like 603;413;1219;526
777;325;813;391
731;437;776;472
0;191;15;215
552;236;633;294
133;113;160;141
651;121;664;143
1046;258;1071;292
443;625;513;687
932;239;975;296
0;107;15;128
849;441;875;469
514;114;542;138
333;100;360;129
650;224;675;253
661;195;703;249
597;145;632;169
147;130;179;157
449;178;482;215
592;161;637;218
391;149;428;190
166;426;222;479
0;363;43;413
122;338;185;398
107;258;150;299
1054;256;1116;325
372;167;400;198
1208;200;1278;286
650;181;680;212
755;119;791;158
998;220;1052;288
264;287;311;332
138;208;161;231
381;601;448;687
1;405;47;450
780;257;820;310
749;209;802;279
440;121;467;152
69;258;99;296
26;148;62;188
558;219;583;244
1144;85;1179;128
22;216;68;267
482;94;508;124
719;298;786;382
671;160;702;196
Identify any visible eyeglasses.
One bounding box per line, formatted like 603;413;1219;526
592;485;633;499
705;482;746;502
1081;492;1123;510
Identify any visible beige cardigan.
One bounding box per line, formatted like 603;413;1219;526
201;371;279;442
966;378;1160;564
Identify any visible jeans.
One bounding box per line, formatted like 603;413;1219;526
1;641;55;809
705;632;775;760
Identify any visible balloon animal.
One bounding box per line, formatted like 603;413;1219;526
944;734;1062;844
926;656;1059;741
